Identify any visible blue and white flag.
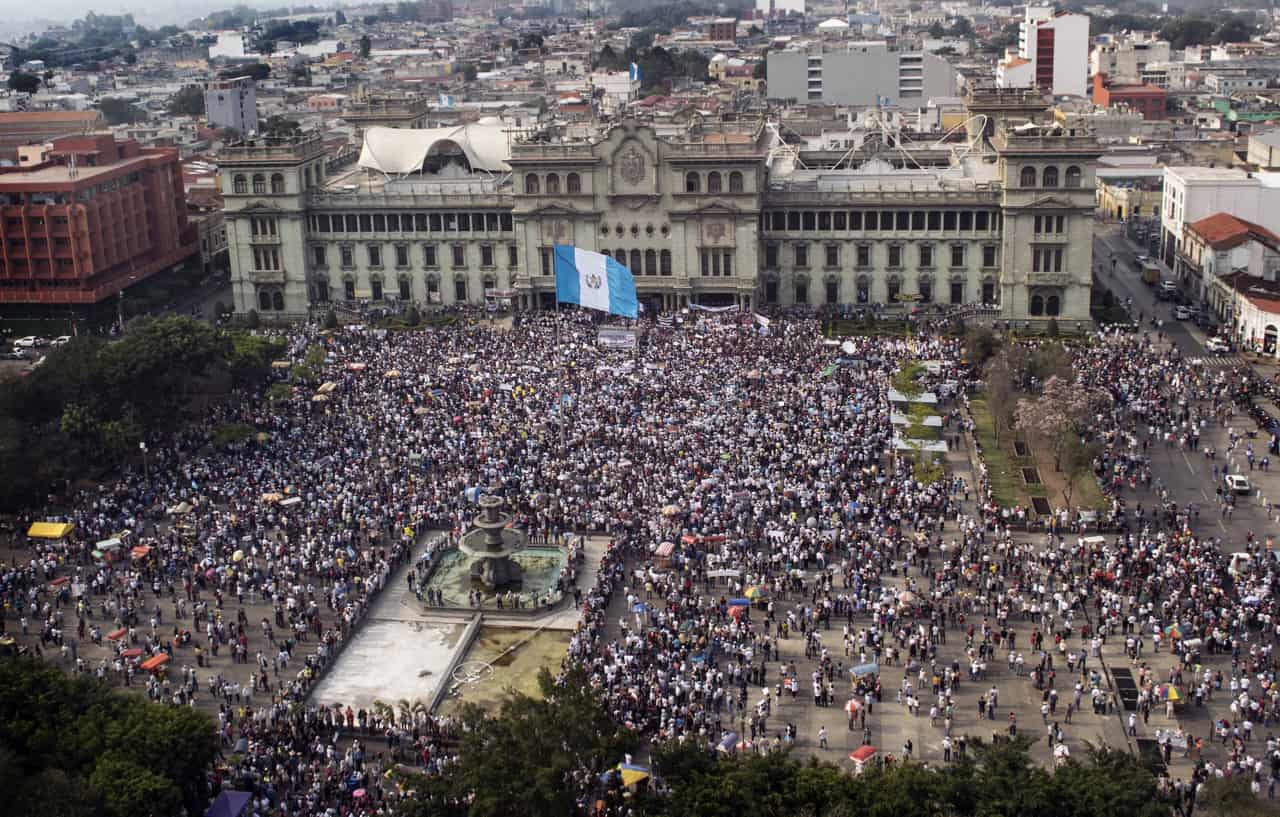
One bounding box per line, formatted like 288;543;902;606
438;93;456;107
553;245;639;319
629;62;641;83
463;486;482;503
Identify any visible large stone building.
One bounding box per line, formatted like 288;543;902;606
218;90;1100;323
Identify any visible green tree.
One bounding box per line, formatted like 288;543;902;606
7;71;41;93
405;305;421;326
322;308;339;330
462;63;478;81
167;84;205;116
98;97;145;125
359;34;372;58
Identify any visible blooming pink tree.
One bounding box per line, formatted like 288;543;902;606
1014;375;1102;471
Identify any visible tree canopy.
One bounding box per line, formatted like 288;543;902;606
0;658;218;817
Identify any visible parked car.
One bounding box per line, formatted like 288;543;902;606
1225;473;1252;494
1174;305;1193;320
1206;337;1232;354
1;349;27;360
1156;280;1178;300
13;336;44;348
50;335;71;347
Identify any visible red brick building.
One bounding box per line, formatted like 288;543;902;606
1092;73;1167;120
0;135;197;305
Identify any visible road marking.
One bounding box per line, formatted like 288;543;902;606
1181;450;1196;475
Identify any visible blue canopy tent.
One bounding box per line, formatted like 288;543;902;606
850;663;880;677
205;791;252;817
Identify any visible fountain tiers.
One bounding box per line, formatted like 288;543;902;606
456;494;525;590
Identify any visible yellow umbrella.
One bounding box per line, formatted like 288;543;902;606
744;586;765;601
617;763;649;786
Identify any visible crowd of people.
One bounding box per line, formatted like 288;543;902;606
2;312;1280;815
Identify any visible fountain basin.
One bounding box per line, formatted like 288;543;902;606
424;546;568;608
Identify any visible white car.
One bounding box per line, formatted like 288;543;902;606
1225;474;1252;495
1206;338;1231;354
1174;306;1193;320
50;335;71;347
13;336;42;348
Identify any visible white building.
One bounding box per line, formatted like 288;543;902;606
208;32;252;62
1091;37;1171;83
997;6;1089;97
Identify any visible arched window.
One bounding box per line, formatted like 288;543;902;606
258;290;272;311
252;174;266;194
1045;294;1061;316
1020;166;1036;188
1042;166;1059;188
546;173;560;194
566;173;581;194
707;171;722;193
1030;294;1045;315
630;249;642;272
645;249;657;276
271;173;286;194
233;174;247;194
525;174;540;194
729;171;744;192
1065;166;1082;188
685;172;701;193
272;291;285;311
616;247;626;264
660;249;672;276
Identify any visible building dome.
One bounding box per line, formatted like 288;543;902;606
817;17;850;30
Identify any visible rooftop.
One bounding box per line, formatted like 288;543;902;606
1188;212;1280;250
0;153;154;187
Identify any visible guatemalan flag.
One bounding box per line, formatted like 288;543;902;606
553;245;639;319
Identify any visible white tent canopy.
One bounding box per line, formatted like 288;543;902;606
358;122;511;175
890;412;943;427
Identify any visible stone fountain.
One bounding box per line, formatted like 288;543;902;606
457;494;525;589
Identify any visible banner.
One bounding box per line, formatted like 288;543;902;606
598;327;638;349
688;303;740;313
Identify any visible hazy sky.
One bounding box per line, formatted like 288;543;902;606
2;1;355;39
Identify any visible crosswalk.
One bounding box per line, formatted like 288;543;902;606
1186;355;1250;369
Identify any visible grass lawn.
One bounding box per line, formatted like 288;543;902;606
969;396;1022;508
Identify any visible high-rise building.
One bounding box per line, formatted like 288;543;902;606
766;42;960;107
997;6;1089;97
204;76;259;137
0;135;196;306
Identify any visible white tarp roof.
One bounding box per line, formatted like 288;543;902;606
890;412;944;427
358;122;511;174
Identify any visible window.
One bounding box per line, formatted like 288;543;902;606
567;173;581;193
1042;166;1059;188
795;281;808;304
794;244;808;268
316;214;331;232
729;171;743;192
950;280;963;304
982;245;997;268
707;172;722;193
360;214;373;232
423;245;438;268
546;173;560;195
525;174;540;194
393;245;408;268
660;249;672;276
765;279;779;304
452;245;465;268
233;174;247;194
825;279;839;304
259;290;271;311
897;212;909;231
1030;294;1044;315
867;213;881;231
850;211;862;230
919;278;932;303
345;279;356;300
346;215;359;232
630;249;643;273
1046;294;1061;316
374;214;386;232
685;172;701;193
856;245;870;267
312;246;327;267
368;244;382;267
787;212;801;230
887;279;901;302
825;245;839;268
943;212;957;231
455;278;467;302
765;244;779;268
927;211;941;231
1065;166;1082;188
426;276;439;299
315;279;329;303
252;174;266;194
818;212;831;231
508;245;518;268
481;245;494;267
919;244;933;268
834;212;846;230
340;246;354;268
960;211;973;231
856;278;869;303
645;249;657;276
982;281;996;304
888;245;902;268
976;212;990;231
803;212;816;231
270;173;285;194
950;244;965;268
1020;166;1037;187
273;291;284;311
371;279;383;301
399;278;411;300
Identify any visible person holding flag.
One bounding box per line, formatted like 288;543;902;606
553;245;639;319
